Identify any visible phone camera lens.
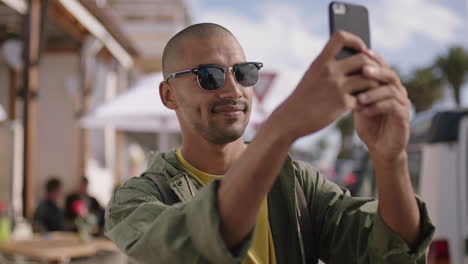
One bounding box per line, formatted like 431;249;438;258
332;3;346;15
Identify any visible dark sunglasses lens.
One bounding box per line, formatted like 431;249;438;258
235;63;259;87
197;67;225;90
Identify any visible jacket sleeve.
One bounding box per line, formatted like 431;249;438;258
295;161;435;264
105;177;254;264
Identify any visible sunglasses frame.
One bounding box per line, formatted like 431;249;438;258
165;62;263;91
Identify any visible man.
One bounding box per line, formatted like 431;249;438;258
65;177;104;233
33;177;65;232
105;23;434;263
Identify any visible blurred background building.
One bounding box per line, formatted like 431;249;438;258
0;0;190;222
108;0;190;73
1;0;467;262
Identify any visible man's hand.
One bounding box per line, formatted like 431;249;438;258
351;51;421;247
272;31;379;141
218;31;382;248
353;50;411;161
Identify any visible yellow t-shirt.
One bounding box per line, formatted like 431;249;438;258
176;149;276;264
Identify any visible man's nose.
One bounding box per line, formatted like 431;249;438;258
219;71;242;99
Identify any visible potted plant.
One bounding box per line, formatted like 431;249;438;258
71;200;97;242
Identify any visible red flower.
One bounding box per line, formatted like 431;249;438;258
0;201;6;213
71;200;88;218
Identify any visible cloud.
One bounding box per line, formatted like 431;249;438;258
370;0;464;50
182;0;467;158
196;4;326;68
188;3;327;111
186;0;464;110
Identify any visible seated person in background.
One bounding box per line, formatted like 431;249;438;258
33;177;65;232
65;177;104;234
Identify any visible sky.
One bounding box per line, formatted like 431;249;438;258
187;0;467;108
185;0;468;159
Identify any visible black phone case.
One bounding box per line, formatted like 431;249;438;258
329;2;370;60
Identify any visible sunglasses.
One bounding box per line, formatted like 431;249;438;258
166;62;263;91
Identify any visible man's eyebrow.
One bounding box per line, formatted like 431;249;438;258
197;63;221;68
197;62;246;68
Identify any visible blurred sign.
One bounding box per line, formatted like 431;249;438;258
254;72;276;103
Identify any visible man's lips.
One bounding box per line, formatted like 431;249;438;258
210;99;249;118
212;105;246;114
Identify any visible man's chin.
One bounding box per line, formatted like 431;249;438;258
207;127;246;145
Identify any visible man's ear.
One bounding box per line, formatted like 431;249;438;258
159;81;177;110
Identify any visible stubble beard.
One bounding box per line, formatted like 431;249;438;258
195;113;249;145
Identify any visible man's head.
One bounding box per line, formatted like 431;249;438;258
160;23;255;145
45;177;62;202
78;177;89;197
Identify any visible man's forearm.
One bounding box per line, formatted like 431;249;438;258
217;112;295;248
372;151;421;248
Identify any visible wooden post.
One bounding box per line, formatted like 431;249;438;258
114;131;124;187
78;37;101;179
78;58;91;179
113;63;127;187
8;69;17;120
22;0;42;218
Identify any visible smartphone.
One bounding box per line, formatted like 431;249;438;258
329;2;370;60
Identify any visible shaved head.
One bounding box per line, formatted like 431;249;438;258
162;23;242;78
159;23;252;146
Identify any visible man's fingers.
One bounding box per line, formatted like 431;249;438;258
357;84;407;106
343;75;380;95
362;62;409;101
362;65;401;86
321;31;368;61
359;98;410;120
337;53;378;75
362;49;390;67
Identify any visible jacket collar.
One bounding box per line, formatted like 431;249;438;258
146;149;199;202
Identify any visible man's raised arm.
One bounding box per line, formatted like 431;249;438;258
217;31;380;247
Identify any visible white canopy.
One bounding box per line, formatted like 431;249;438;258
0;105;6;122
80;73;180;132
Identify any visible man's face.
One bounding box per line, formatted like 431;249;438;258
50;187;62;202
169;34;253;144
79;182;88;196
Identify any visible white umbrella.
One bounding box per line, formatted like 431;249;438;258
80;73;179;151
81;73;180;133
0;105;6;121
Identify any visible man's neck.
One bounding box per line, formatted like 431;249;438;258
46;197;58;205
181;137;247;175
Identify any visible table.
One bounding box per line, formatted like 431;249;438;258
0;232;119;263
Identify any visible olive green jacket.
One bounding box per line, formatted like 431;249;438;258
105;150;435;263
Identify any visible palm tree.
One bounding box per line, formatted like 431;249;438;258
312;137;329;161
435;46;468;106
336;113;354;160
403;66;444;113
